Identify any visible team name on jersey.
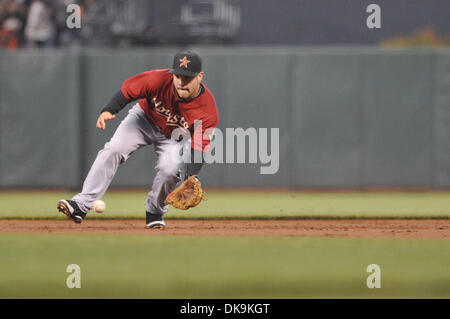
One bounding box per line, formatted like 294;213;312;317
152;97;189;129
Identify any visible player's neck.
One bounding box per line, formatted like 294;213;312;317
192;84;202;99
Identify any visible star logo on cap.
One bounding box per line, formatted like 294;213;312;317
179;56;190;68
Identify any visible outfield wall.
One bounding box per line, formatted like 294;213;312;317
0;47;449;188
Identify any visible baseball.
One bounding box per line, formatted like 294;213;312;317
93;200;106;213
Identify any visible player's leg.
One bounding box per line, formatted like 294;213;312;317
64;104;151;216
145;139;183;228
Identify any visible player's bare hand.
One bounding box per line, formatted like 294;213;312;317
96;112;116;130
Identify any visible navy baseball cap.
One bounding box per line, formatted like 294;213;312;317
169;50;202;77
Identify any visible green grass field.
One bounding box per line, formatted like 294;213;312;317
0;190;449;219
1;234;449;298
0;190;449;298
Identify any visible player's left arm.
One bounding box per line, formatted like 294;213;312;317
184;149;204;180
183;117;217;181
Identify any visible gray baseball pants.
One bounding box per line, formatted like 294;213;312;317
73;104;182;215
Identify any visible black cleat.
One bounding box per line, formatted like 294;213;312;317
57;200;86;224
145;212;165;229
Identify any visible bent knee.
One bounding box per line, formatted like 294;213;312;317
156;163;180;178
100;142;133;163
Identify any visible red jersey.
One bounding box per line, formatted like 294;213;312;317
120;69;219;152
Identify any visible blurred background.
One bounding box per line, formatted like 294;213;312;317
0;0;449;189
1;0;450;48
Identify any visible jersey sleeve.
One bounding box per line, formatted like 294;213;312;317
120;70;160;101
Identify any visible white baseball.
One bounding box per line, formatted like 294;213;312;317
93;200;106;213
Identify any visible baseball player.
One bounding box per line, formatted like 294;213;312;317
57;50;219;229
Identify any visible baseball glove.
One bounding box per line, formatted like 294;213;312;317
164;175;205;210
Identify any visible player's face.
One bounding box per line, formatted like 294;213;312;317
173;72;204;99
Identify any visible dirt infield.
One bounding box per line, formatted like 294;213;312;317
0;219;449;239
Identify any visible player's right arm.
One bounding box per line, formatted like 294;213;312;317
97;71;159;130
